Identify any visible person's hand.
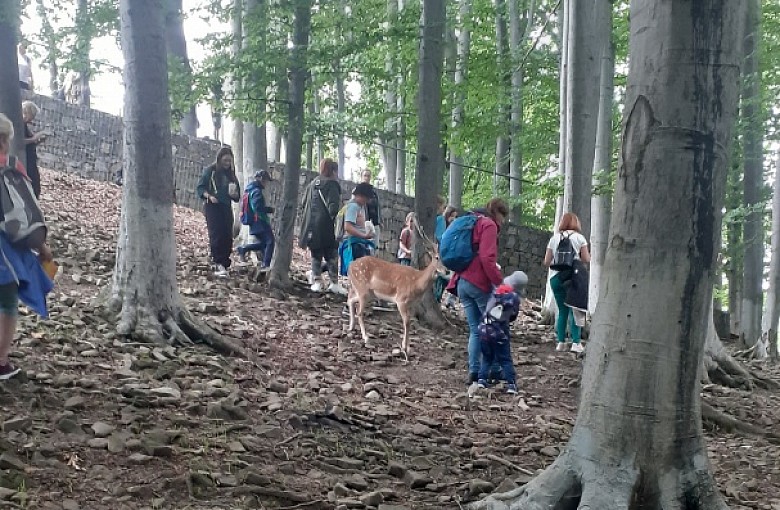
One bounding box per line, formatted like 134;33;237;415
208;195;218;204
364;231;375;240
34;132;46;142
38;244;53;262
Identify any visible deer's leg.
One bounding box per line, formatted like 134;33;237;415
347;288;358;331
397;302;410;356
357;294;371;345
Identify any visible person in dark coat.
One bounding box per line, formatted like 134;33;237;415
360;169;381;253
299;159;345;294
22;101;44;198
196;147;240;277
237;170;275;268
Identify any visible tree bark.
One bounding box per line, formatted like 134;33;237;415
763;149;780;360
739;0;763;349
36;0;60;96
507;0;531;224
588;8;613;315
335;68;347;179
474;2;743;508
75;0;92;107
165;0;198;136
242;0;268;177
412;0;446;330
494;0;510;196
448;0;471;209
383;0;399;192
230;0;244;178
0;1;25;167
396;87;407;195
562;0;605;240
269;0;311;289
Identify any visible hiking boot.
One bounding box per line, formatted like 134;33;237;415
213;264;229;278
0;362;21;380
328;283;347;296
506;382;518;395
570;342;585;353
477;379;489;389
465;372;478;386
236;247;249;264
555;342;566;352
311;281;324;292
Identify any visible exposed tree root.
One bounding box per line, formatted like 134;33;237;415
703;320;779;391
702;401;780;444
177;309;247;357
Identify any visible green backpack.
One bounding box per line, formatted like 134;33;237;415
334;204;348;242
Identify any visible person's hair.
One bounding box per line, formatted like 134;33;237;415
22;101;39;119
486;198;509;220
215;146;234;165
557;212;582;233
353;182;374;198
0;113;14;151
319;158;338;177
361;169;372;177
437;196;445;207
443;206;458;224
404;212;416;227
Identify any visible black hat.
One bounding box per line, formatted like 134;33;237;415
254;169;273;181
353;182;374;198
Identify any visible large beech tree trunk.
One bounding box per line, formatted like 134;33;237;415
113;0;243;357
763;149;780;360
474;1;742;508
448;0;471;209
242;0;268;179
165;0;198;136
0;1;25;167
269;0;311;288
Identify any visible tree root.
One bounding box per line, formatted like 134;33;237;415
178;309;246;357
703;351;779;391
701;401;780;444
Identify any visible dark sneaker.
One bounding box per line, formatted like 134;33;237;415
0;363;21;380
477;379;489;389
506;383;518;395
465;372;478;385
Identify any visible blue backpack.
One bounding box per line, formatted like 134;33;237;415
439;214;479;272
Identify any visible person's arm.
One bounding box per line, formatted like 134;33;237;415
326;182;341;219
477;221;503;286
399;229;412;255
196;167;217;203
543;248;553;267
579;244;591;264
345;221;372;239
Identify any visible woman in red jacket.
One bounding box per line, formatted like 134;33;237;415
453;198;509;384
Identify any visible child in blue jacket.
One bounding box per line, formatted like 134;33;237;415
237;170;275;268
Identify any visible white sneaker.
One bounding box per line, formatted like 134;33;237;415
328;283;347;295
214;264;229;278
311;282;323;292
555;342;566;352
570;343;584;353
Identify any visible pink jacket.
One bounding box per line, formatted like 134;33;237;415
449;215;503;294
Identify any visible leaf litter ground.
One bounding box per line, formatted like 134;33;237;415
0;170;778;510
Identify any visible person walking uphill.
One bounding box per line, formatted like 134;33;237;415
543;212;590;353
237;170;275;268
196;147;240;278
445;198;509;384
360;170;382;253
0;113;54;379
300;159;345;295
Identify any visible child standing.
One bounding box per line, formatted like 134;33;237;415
397;212;415;266
237;170;275;268
473;271;527;395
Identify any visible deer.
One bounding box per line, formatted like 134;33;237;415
347;238;442;359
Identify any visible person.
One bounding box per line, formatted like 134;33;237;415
0;113;54;379
339;182;376;277
472;271;527;395
237;170;275;269
434;206;459;304
299;159;345;294
448;198;509;384
434;196;447;244
360;169;381;253
543;212;590;353
397;212;415;266
22;101;44;198
17;43;34;91
196;147;240;278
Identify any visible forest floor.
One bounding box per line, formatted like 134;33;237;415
0;170;778;510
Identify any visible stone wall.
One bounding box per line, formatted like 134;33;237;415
24;92;550;298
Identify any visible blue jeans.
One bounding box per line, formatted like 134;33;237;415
458;278;491;376
479;338;516;384
238;222;275;267
550;273;580;343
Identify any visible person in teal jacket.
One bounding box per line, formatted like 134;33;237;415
237;170;275;268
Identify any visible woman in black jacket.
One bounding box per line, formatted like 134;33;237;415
196;147;240;277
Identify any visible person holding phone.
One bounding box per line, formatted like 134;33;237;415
196;147;240;278
22;101;44;198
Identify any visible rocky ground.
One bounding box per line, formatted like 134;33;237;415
0;170;778;510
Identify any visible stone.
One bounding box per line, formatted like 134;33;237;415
0;453;26;471
539;446;558;457
404;470;432;490
91;422;115;438
0;488;14;500
468;479;495;498
268;379;289;393
64;395;86;410
128;453;153;464
360;491;384;507
495;477;519;493
388;461;408;479
345;474;369;491
87;438;109;449
149;386;181;400
365;390;381;401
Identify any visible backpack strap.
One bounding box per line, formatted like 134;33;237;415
7;156;16;170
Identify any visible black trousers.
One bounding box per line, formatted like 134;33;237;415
204;203;234;267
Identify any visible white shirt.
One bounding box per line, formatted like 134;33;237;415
18;53;32;86
547;230;588;277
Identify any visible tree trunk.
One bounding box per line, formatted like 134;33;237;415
739;0;763;349
242;0;268;177
448;0;471;209
306;99;315;170
165;0;198;136
269;0;311;289
335;68;347;179
413;0;446;329
763;149;780;360
562;0;605;240
507;0;530;224
75;0;92;107
0;1;25;167
383;0;399;192
494;0;510;196
588;10;614;315
231;0;244;178
36;0;59;96
475;2;742;508
396;88;407;195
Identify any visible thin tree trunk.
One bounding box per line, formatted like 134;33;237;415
0;2;24;167
306;98;315;171
494;0;510;196
448;0;471;209
165;0;198;136
763;148;780;360
413;0;446;329
396;86;407;195
75;0;92;107
269;0;311;288
507;0;531;224
231;0;244;178
588;6;614;315
242;0;268;176
739;0;763;349
475;1;743;508
383;0;399;192
335;69;347;179
36;0;59;96
562;0;604;240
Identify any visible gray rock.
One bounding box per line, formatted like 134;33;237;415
539;446;558;457
360;491;384;507
0;453;26;471
345;474;369;491
0;487;15;500
404;470;432;490
328;457;365;470
87;438;109;449
64;395;86;410
128;453;153;464
495;477;519;493
268;379;289;393
2;416;32;433
388;461;408;479
91;422;115;438
468;479;495;498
